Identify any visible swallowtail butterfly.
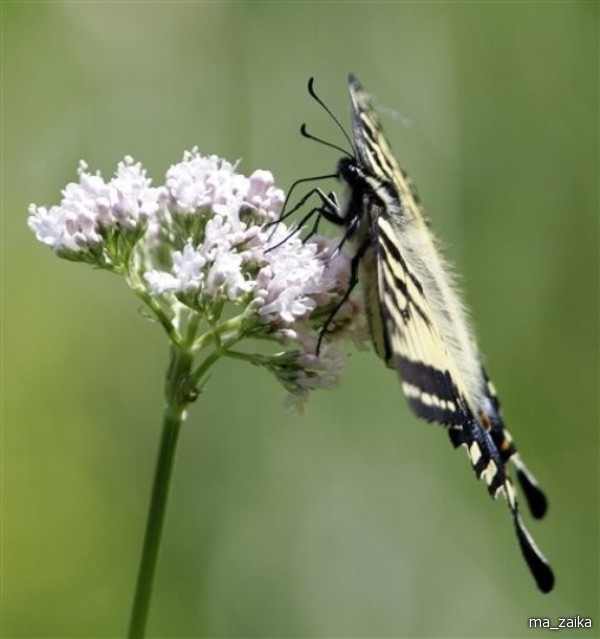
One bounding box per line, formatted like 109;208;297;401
300;74;554;592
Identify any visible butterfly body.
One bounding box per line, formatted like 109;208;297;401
314;74;554;592
337;153;486;417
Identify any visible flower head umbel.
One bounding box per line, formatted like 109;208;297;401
28;148;366;404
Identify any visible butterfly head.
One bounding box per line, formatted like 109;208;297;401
335;156;370;223
337;156;361;186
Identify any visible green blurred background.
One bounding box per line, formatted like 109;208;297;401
2;2;598;637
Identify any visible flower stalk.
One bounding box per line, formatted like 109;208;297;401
128;347;191;638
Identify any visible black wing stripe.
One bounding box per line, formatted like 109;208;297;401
395;356;460;403
356;111;400;185
379;264;430;327
377;220;424;295
468;425;507;497
448;425;507;496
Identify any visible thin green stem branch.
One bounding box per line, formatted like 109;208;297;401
191;314;245;352
133;287;179;344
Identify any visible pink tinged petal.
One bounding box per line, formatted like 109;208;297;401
258;288;317;323
27;203;100;252
95;197;112;226
27;205;72;250
106;158;159;228
245;170;285;219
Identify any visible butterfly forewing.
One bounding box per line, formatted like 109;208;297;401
348;74;424;224
377;214;470;425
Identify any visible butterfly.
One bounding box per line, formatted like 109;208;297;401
300;74;554;592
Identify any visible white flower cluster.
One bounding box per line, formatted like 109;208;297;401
28;148;367;404
28;157;165;256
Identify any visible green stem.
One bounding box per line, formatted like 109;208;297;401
128;347;192;638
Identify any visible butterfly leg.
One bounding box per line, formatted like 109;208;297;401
266;184;339;245
266;188;340;251
316;236;369;355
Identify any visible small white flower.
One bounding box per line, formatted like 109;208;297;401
269;340;348;409
109;157;162;227
200;214;240;260
144;270;182;295
295;347;347;390
30;204;83;251
206;248;254;299
244;170;285;221
172;243;207;292
144;242;207;294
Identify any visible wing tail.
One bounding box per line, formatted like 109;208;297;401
512;456;548;520
449;422;555;593
482;371;549;520
513;511;555;593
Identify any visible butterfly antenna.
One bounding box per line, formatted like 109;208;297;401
300;124;350;157
306;77;355;156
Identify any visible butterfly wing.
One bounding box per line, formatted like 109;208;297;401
347;74;554;592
